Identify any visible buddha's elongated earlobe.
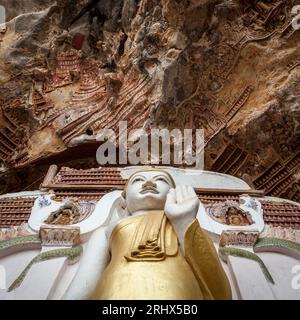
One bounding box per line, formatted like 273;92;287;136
120;190;126;210
117;190;130;217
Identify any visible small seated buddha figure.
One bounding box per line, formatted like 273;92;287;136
64;169;232;300
225;206;253;226
45;200;82;225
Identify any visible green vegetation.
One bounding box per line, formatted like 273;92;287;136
8;245;83;292
219;246;274;284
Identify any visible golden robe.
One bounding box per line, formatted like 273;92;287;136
91;211;232;300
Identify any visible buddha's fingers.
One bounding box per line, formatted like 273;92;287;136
166;188;176;205
183;185;191;200
176;185;184;203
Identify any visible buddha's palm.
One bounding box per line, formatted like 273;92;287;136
164;185;200;246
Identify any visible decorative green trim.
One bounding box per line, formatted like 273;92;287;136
219;247;274;284
8;245;83;292
254;237;300;259
0;235;41;251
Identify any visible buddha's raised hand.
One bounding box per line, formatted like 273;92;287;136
164;185;200;247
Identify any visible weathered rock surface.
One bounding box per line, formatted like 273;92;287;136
0;0;299;202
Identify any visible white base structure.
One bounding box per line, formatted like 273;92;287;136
0;166;299;300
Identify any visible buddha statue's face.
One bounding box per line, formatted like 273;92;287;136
125;170;174;214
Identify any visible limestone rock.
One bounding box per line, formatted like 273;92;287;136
0;0;299;202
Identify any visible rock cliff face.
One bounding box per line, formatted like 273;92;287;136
0;0;299;201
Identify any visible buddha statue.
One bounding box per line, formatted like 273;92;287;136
63;168;232;300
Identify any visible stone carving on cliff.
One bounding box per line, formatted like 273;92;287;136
44;48;82;93
0;0;298;204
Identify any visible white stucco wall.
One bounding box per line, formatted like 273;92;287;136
120;166;251;190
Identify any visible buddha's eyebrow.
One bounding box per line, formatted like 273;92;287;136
153;175;171;182
131;174;146;180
